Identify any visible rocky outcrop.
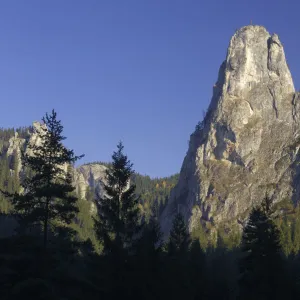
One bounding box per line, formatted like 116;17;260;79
74;164;108;199
161;25;300;235
7;132;25;174
7;122;48;174
73;164;108;214
7;125;108;213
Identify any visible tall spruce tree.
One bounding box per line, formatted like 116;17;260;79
93;142;141;299
166;213;192;299
168;213;191;257
134;217;164;299
239;197;285;299
189;238;207;299
94;141;141;255
8;110;83;248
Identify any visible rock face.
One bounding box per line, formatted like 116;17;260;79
7;122;48;171
7;132;25;174
73;163;108;214
7;125;108;212
74;164;108;199
161;25;300;235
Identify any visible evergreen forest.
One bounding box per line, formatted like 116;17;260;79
1;111;300;300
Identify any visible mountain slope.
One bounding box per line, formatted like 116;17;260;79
0;127;178;222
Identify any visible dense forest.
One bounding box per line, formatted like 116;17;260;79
1;112;300;299
82;161;179;221
0;128;178;251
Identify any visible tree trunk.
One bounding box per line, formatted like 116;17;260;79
44;198;49;249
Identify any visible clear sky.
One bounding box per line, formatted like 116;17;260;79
0;0;299;178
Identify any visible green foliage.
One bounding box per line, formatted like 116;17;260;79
189;239;207;297
2;116;300;299
82;161;112;167
132;172;179;221
70;198;102;253
239;197;285;299
0;230;98;300
82;163;179;222
194;120;204;132
168;213;191;257
191;221;209;250
217;224;242;250
137;217;163;255
293;208;300;254
277;217;293;257
133;218;165;299
9;110;83;248
94;142;141;255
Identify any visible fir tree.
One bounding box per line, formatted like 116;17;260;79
93;142;141;299
239;197;285;299
189;239;207;299
7;110;83;248
168;213;191;257
94;141;141;255
134;218;164;299
137;217;163;256
166;213;192;299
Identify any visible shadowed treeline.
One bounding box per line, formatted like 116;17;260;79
1;111;300;300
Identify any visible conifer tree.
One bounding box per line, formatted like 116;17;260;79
165;213;192;299
93;142;141;299
8;110;83;248
239;197;284;299
189;238;207;298
134;217;164;299
94;141;141;255
137;216;163;265
168;213;191;257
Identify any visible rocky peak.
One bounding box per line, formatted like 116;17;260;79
225;26;294;97
161;25;300;237
7;132;25;174
74;163;108;200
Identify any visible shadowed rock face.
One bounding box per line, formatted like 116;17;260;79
161;25;300;235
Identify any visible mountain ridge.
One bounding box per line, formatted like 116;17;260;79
0;126;178;223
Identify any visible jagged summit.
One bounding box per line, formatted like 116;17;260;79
209;25;294;122
226;25;294;94
161;25;300;237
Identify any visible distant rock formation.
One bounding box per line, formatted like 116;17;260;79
5;123;130;217
161;25;300;236
73;163;108;214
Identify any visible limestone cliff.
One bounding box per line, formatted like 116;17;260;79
161;25;300;235
7;122;68;177
6;125;108;213
73;163;108;214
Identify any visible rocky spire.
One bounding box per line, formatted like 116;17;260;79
161;25;300;237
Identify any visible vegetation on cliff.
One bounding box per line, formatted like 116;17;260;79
1;111;300;299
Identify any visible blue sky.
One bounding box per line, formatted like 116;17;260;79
0;0;299;177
